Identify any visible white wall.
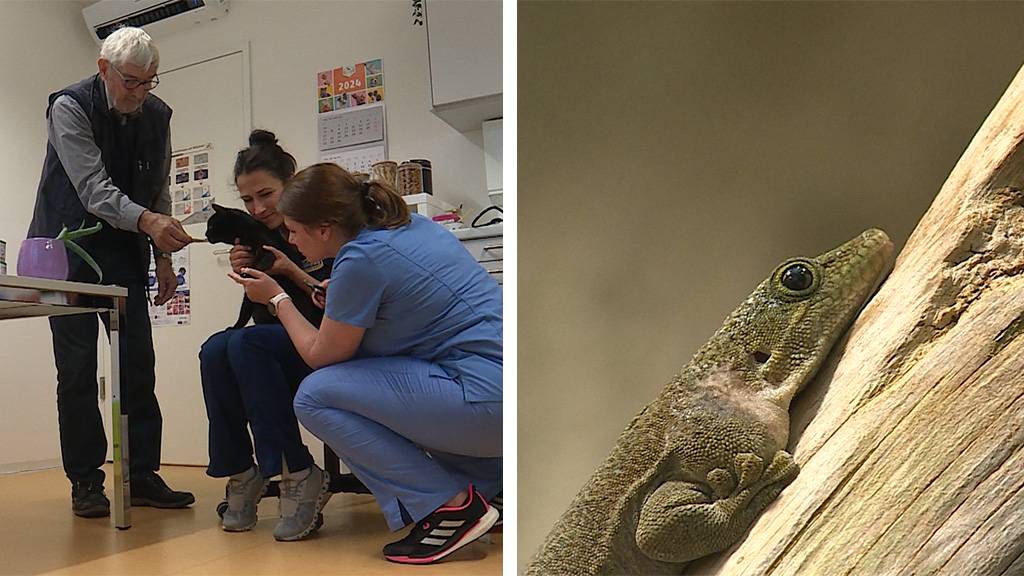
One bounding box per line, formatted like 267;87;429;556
157;0;491;216
0;1;101;473
0;0;495;472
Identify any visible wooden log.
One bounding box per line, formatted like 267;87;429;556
686;65;1024;575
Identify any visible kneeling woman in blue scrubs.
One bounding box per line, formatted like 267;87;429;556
229;162;502;564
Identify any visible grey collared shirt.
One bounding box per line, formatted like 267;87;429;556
48;92;171;233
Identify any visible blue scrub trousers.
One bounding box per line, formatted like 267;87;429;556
200;324;314;478
293;356;502;531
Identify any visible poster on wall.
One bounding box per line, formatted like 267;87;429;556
169;143;215;225
316;58;384;114
147;247;191;327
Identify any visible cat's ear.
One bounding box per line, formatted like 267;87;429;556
212;203;225;213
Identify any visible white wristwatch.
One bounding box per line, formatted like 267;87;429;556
267;292;292;317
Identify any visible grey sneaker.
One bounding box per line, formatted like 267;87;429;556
274;464;331;541
222;467;268;532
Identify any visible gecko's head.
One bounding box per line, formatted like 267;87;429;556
698;228;894;404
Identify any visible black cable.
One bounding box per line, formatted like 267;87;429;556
471;205;503;228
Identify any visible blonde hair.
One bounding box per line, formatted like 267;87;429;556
100;27;160;70
279;163;410;236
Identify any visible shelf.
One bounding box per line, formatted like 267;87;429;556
403;193;455;218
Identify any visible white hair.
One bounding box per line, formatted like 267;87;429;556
99;27;160;70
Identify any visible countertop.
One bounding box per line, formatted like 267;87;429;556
451;223;503;240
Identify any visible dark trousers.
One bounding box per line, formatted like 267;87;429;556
200;324;314;478
49;282;162;485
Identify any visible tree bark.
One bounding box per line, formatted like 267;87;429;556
686;65;1024;576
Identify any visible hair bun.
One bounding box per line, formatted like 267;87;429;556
249;129;278;147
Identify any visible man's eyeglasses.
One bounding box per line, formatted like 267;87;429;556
109;64;159;91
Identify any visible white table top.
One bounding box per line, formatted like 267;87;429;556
0;274;127;320
0;274;127;297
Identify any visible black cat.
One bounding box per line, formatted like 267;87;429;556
205;203;320;329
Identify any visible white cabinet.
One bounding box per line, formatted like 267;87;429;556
455;224;503;286
482;118;502;206
426;0;502;131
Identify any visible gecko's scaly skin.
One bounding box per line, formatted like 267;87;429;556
527;229;894;576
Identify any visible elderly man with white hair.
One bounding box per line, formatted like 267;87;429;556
27;26;194;518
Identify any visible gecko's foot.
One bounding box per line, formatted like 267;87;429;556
635;450;799;563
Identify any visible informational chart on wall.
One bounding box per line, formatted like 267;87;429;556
147;246;192;327
316;59;387;174
169;143;215;225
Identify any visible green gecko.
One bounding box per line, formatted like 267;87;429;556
527;229;894;575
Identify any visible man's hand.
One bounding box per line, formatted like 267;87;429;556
228;239;254;274
139;210;192;252
154;258;177;305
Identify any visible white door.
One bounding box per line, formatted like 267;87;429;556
102;45;333;468
104;46;251;465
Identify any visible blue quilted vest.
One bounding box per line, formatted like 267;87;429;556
27;74;172;283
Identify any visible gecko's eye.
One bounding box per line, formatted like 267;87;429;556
780;264;814;292
773;258;820;300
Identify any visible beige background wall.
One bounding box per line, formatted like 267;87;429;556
0;0;493;473
0;2;108;473
518;1;1024;571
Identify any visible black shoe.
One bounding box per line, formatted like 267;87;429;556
130;472;195;508
72;481;110;518
383;485;499;564
489;492;503;532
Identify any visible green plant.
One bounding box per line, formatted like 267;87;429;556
57;222;104;282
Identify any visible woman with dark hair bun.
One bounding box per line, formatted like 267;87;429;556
199;130;343;542
230;162;503;565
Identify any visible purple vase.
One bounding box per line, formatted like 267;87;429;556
17;238;68;280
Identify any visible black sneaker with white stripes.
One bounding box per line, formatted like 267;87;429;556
383;485;499;564
491;492;502;524
488;492;503;532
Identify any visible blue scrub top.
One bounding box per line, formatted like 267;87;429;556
324;214;503;402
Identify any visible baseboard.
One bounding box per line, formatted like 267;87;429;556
102;460;207;468
0;458;60;475
1;460;338;475
153;462;207;468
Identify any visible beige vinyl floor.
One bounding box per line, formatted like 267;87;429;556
0;464;502;575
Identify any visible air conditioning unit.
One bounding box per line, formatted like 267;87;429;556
83;0;229;45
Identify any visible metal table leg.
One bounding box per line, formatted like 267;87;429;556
109;297;131;529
